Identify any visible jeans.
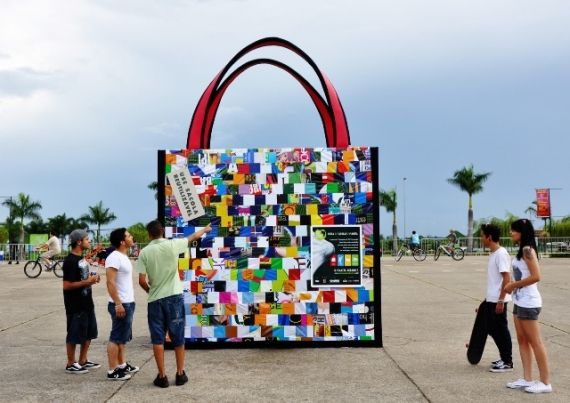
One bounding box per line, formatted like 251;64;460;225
513;304;541;320
485;301;512;364
107;302;136;344
147;294;185;346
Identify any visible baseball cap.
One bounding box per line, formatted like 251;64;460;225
69;229;89;245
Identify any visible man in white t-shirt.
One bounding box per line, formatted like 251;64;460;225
480;223;513;373
37;230;61;268
105;228;139;381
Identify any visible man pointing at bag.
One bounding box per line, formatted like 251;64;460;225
137;219;212;388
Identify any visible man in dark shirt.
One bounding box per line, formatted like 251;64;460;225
63;229;101;374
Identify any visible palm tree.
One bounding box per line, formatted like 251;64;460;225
48;213;76;238
447;165;491;252
25;219;49;235
525;201;537;218
68;217;90;231
379;189;398;254
501;212;520;238
4;214;19;243
1;193;42;243
81;201;117;242
148;181;158;200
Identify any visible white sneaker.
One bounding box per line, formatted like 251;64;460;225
506;378;534;389
525;381;552;394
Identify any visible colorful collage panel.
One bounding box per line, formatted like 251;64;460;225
163;147;378;343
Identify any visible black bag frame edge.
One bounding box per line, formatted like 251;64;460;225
157;147;382;349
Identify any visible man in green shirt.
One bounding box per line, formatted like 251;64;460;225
137;220;211;388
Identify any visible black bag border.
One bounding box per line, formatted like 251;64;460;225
157;147;382;349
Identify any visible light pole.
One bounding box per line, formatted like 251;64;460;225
0;196;12;263
403;177;407;240
548;187;562;234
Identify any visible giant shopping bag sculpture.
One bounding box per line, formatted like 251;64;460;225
157;37;381;348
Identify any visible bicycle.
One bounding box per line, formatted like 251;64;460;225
24;252;64;278
395;243;427;262
433;243;465;261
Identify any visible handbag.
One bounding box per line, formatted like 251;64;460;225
158;37;381;347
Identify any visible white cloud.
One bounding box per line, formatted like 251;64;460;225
0;67;61;97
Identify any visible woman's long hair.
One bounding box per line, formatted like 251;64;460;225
511;219;538;260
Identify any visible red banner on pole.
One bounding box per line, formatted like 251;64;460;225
536;188;551;218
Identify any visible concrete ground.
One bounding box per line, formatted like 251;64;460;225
0;256;568;402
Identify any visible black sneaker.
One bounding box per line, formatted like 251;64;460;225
490;361;513;373
175;370;188;386
107;367;132;381
122;362;139;373
81;360;101;369
154;374;169;388
66;362;89;374
491;359;502;366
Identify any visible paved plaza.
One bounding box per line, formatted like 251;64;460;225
0;256;568;402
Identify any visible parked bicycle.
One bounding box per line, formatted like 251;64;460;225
434;243;465;261
24;252;64;278
395;243;427;262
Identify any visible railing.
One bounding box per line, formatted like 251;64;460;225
0;243;143;263
379;237;570;256
3;237;568;263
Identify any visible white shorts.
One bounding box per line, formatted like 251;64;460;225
41;250;58;259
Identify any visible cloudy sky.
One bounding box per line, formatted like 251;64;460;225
1;0;569;237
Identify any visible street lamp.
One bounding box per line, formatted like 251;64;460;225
0;196;13;263
547;188;562;234
403;177;407;240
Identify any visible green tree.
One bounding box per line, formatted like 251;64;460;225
47;213;85;238
525;201;537;219
447;165;491;252
68;217;90;231
0;226;8;243
48;214;71;238
1;193;42;243
4;215;19;243
128;222;149;244
81;201;117;242
550;216;570;237
379;189;398;254
25;219;49;237
474;212;520;241
148;181;158;200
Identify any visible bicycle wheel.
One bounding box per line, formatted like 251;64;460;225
52;261;64;278
452;248;465;261
24;261;42;278
395;248;405;262
434;247;441;261
413;248;427;261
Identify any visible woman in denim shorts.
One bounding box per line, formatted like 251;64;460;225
503;219;552;393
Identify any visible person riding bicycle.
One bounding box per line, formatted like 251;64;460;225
36;229;61;269
410;231;420;251
445;229;457;253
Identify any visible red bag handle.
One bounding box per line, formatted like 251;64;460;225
202;58;334;150
187;37;350;149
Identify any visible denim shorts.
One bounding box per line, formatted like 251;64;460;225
107;302;135;344
513;304;542;320
147;294;185;346
66;309;98;344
